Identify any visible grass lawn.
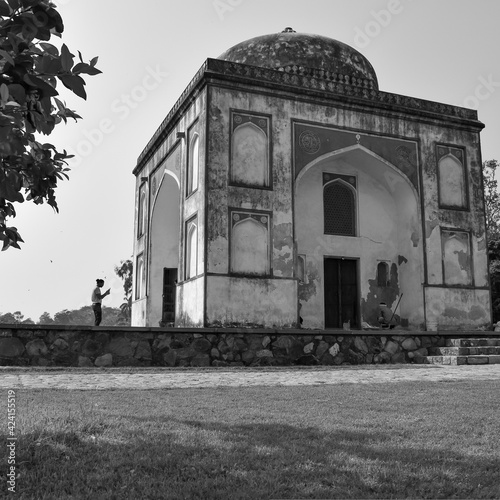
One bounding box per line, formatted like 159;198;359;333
1;377;500;499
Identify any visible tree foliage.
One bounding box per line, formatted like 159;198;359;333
1;306;125;325
483;160;500;240
483;160;500;322
0;0;101;250
115;258;133;324
0;310;33;323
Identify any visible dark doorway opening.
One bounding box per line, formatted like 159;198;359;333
324;258;359;328
162;268;177;326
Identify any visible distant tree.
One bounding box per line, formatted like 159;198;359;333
1;305;123;326
115;258;133;324
53;308;71;324
0;0;101;250
0;311;17;323
38;311;53;324
50;305;123;326
0;310;32;323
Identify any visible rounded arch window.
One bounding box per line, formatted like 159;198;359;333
323;180;356;236
188;135;199;194
377;262;389;287
185;221;198;279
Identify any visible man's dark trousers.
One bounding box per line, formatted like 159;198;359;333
92;303;102;326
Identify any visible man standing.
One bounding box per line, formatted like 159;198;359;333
91;279;110;326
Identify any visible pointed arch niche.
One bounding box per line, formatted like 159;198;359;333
230;112;270;188
294;144;424;329
441;229;472;286
437;146;467;209
230;211;271;275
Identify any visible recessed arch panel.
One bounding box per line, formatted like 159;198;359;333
438;154;466;208
230;216;270;275
231;122;269;187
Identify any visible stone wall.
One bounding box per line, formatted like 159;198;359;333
0;325;460;367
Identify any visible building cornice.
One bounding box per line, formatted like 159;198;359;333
134;58;484;174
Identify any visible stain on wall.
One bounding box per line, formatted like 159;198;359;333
361;263;401;326
425;287;490;330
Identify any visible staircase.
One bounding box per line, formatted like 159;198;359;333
414;337;500;365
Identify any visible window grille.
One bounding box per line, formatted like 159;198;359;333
324;181;356;236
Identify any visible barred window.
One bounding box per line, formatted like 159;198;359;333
323;181;356;236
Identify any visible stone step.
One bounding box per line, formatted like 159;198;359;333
414;355;500;365
445;338;500;347
429;346;500;356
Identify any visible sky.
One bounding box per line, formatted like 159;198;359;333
1;0;499;321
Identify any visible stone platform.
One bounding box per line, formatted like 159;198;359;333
1;324;499;368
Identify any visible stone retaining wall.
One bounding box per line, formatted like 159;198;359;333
0;325;466;367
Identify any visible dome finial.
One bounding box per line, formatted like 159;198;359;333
282;27;296;33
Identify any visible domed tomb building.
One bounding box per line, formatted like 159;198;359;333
132;29;491;330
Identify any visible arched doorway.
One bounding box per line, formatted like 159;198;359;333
295;145;424;329
149;172;180;327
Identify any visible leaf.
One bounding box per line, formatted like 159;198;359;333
6;0;19;10
59;74;86;100
0;82;8;102
0;49;14;65
0;170;24;202
38;54;61;75
23;74;59;97
0;111;14;125
39;42;59;57
19;0;38;8
72;62;101;76
60;43;73;72
53;96;65;113
0;0;10;16
7;83;25;104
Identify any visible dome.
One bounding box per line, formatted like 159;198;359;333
218;28;378;90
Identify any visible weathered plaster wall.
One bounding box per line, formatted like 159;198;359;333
206;276;297;327
205;84;488;329
419;127;490;328
131;298;147;326
421;130;487;284
207;89;294;280
206;87;295;327
424;287;490;330
132;90;207;327
176;277;204;327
